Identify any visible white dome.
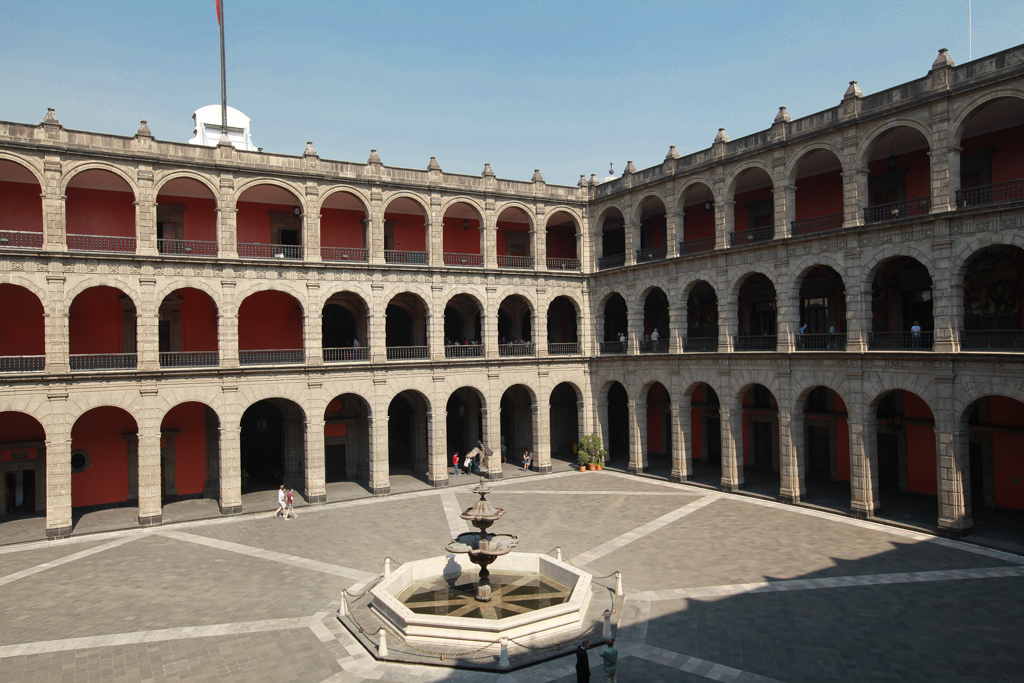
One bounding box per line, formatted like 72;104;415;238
188;105;257;151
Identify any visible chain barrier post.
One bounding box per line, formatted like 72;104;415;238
339;592;348;616
378;630;389;657
615;571;623;596
555;547;563;562
499;637;510;668
384;557;392;578
602;610;612;639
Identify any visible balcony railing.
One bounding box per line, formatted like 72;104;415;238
795;333;847;351
444;253;483;267
730;225;774;247
237;243;302;260
70;353;137;371
863;197;930;225
238;349;304;365
599;341;627;354
598;254;625;270
445;344;484;359
387;346;429;360
956;179;1024;209
546;257;580;271
0;230;43;249
792;213;843;237
683;336;718;353
160;351;219;368
639;339;669;353
636;245;667;263
867;331;934;351
497;255;534;269
321;247;368;263
499;343;535;357
680;237;715;255
385;250;428;265
67;234;136;253
959;330;1024;352
158;239;218;256
733;335;777;351
0;355;44;373
323;347;370;362
548;342;581;355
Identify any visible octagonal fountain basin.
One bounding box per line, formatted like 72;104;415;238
370;552;592;651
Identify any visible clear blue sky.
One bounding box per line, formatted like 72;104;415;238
2;1;1022;186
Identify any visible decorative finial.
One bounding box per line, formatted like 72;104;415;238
482;163;495;177
531;168;545;183
303;141;318;157
932;47;955;69
42;108;59;124
589;173;599;186
774;106;791;124
665;145;680;160
136;120;153;137
427;156;441;171
578;175;587;187
624;160;637;174
844;81;863;98
714;128;730;144
367;149;382;164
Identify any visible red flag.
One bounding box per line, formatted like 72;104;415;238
215;0;222;25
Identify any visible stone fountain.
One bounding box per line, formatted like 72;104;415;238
444;479;519;601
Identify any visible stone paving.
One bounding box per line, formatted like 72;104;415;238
0;470;1021;682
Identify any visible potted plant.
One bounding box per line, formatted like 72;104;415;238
578;434;607;473
576;449;590;472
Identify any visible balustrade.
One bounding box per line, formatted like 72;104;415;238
159;351;219;367
323;347;370;361
67;234;136;253
733;335;777;351
158;239;218;256
386;346;429;360
321;247;368;262
0;230;43;249
70;353;137;370
238;349;304;365
863;197;930;225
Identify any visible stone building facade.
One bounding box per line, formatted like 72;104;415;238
1;46;1023;540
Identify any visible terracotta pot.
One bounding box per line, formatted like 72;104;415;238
587;463;597;471
597;464;603;470
579;466;586;472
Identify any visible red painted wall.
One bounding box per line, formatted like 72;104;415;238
497;221;529;255
442;216;481;254
960;123;1024;185
987;396;1024;511
0;284;44;356
160;402;207;496
69;287;130;354
794;170;843;220
683;203;715;242
867;149;930;200
902;392;937;495
179;289;218;352
325;423;347;438
237;201;298;244
0;411;45;444
733;187;774;233
647;214;666;249
384;211;427;252
834;394;850;482
238;291;303;350
646;384;664;454
66;187;135;237
71;406;137;508
0;180;44;233
321;208;365;249
157;194;217;242
546;224;576;259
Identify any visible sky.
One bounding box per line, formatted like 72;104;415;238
2;0;1023;186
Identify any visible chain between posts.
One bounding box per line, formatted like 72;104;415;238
342;556;400;598
548;547;620;580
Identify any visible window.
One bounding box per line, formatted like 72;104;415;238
70;450;90;474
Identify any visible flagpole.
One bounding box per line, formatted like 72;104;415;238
219;0;228;138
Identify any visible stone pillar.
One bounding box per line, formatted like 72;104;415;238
665;209;680;258
774;184;795;239
931;239;957;353
45;393;72;538
45;275;68;374
534;293;548;357
485;393;503;480
305;282;323;365
428;218;443;267
137;168;158;256
370;284;386;362
368;190;385;266
623;222;638;266
428;398;448;488
482;211;498;269
717;268;735;353
720;402;744;491
627;398;645;474
626;299;643;356
137;277;159;371
219;412;242;515
670;401;689;482
937;380;971;536
484;286;498;359
845;273;869;353
304;183;321;262
929;144;959;215
775;275;796;354
305;412;326;504
137;409;162;526
533;224;547;272
218;176;237;259
430;285;445;361
204;407;220;500
777;406;802;503
219;280;239;368
161;431;178;499
849;400;878;518
369;401;390;495
41;153;66;253
841;167;866;229
717;200;733;250
534;401;551;474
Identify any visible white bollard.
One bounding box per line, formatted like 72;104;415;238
499;637;510;668
615;571;623;597
338;592;348;616
378;630;389;657
602;610;612;639
384;558;391;579
555;548;563;562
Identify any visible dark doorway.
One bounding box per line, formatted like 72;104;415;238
607;383;629;467
325;444;346;482
240;400;285;492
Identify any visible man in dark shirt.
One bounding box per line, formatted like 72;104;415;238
575;640;591;682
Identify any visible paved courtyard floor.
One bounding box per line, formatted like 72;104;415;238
0;469;1022;682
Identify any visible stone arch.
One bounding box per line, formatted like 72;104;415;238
954;382;1024;420
64;278;143;310
381;192;431;217
544;205;583;228
61;162;139;197
724;159;776;198
317;185;371;214
952;230;1024;283
730;268;778;299
0;276;49;307
152;170;220;201
441;196;487;221
65;394;144;426
230;178;307;212
0;152;45;186
675;175;720;206
630;191;670;225
154;279;224;311
855;117;934;167
861;248;936;293
232;282;308;311
784;139;848;186
319;282;373;305
950;88;1024;147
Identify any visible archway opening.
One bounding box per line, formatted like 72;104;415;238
793;149;844;235
741;384;779;497
874;390;937;527
388;391;429;476
385;292;429;360
956;97;1024;208
238;291;304;365
962;245;1024;351
547;296;579;355
500;385;534;470
797;266;847;350
645;383;672;474
442;202;482;266
497;206;532;269
447;388;484;474
158;288;218;367
236;184;303;259
637;196;667;262
0;411;46;519
685;282;719;352
383;197;428;264
324;394;370;488
601;293;628;354
641;288;669;353
545;211;578;270
69;286;137;370
240;398;305;496
865;126;931;224
160;403;219;505
731;167;774;245
322;291;369;361
800;387;851;511
680;183;716;254
0;159;43;247
549;383;580;469
70;406;138;514
156;177;217;255
599;208;625;269
66;169;136;253
869;257;933;350
498;295;533;356
606;382;629;468
444;294;483;358
965;396;1024;544
320;190;368;262
0;284;45;372
736;274;777;350
689;384;721;486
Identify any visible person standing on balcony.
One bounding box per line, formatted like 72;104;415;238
651;329;659;342
798;323;808;349
911;320;922;348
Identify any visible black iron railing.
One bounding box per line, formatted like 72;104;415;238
321;247;368;262
636;245;667;262
548;342;581;355
683;336;718;353
0;230;43;249
680;237;715;255
795;333;847;351
444;253;483;267
158;239;218;256
159;351;219;367
238;243;302;259
792;213;843;237
639;339;669;353
67;234;136;253
867;331;934;350
70;353;137;371
730;225;774;247
546;257;580;271
733;335;777;351
385;250;428;265
498;343;535;357
863;197;930;224
323;347;370;362
238;349;304;365
0;355;44;372
445;344;484;358
386;346;429;360
599;341;627;354
598;254;626;270
956;179;1024;208
497;255;534;269
959;330;1024;352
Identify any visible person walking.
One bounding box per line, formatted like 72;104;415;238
600;639;618;683
473;450;482;474
575;640;592;683
452;452;460;476
285;488;296;519
274;485;286;518
522;450;532;471
462;451;472;475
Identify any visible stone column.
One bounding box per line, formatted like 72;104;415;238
484;286;498;359
218;175;238;259
670;401;689;482
777;405;801;504
428;398;448;488
775;276;797;354
45;393;72;538
720;402;744;491
482;211;498;269
136;168;158;256
623;222;638;266
137;277;159;371
430;285;445;361
717;200;733;250
627;398;645;474
485;393;503;480
665;209;680;259
849;400;877;518
931;240;957;353
369;400;390;495
370;284;386;362
717;268;735;352
305;412;327;504
45;274;68;374
847;167;868;229
428;218;443;267
774;184;795;239
137;409;162;526
534;293;548;357
219;412;242;514
368;191;385;266
534;401;551;474
304;183;321;262
219;280;239;368
533;224;547;272
937;391;971;537
845;272;870;353
627;299;643;356
41;153;66;253
929;144;959;215
305;282;323;366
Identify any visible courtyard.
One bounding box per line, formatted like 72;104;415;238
0;468;1022;682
